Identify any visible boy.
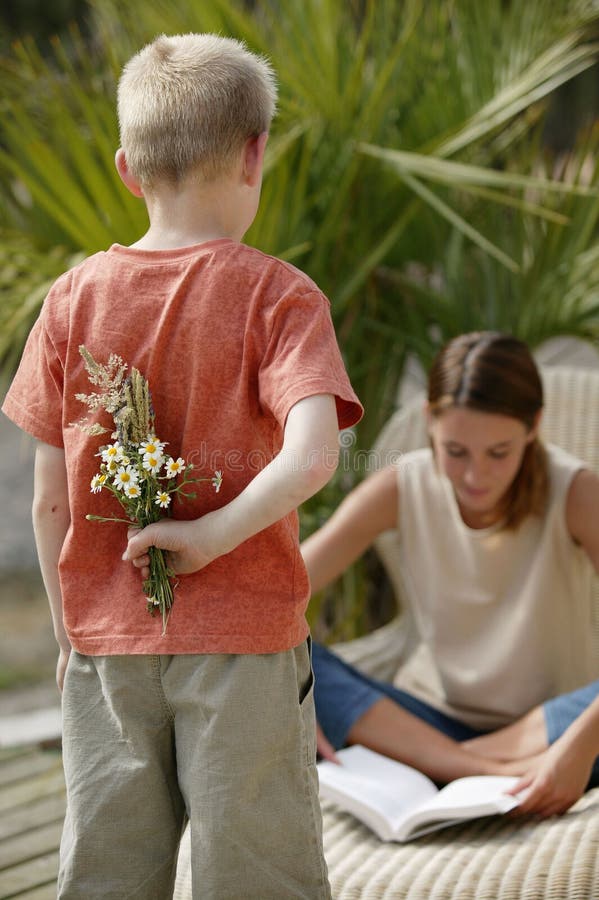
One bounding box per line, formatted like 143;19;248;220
2;34;362;898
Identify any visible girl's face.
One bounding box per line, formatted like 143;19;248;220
428;406;538;528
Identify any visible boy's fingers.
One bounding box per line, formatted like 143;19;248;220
122;525;143;561
123;524;157;560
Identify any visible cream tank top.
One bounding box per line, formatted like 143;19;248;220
392;445;597;730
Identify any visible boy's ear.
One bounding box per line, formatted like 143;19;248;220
115;149;144;198
242;132;268;187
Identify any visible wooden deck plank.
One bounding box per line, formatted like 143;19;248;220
0;746;64;898
0;751;61;790
0;749;33;763
0;793;66;842
0;762;65;814
4;885;58;900
0;821;63;871
0;851;59;898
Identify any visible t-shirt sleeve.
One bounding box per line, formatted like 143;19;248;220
1;302;65;448
258;289;363;430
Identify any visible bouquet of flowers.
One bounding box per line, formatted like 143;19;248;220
74;345;222;633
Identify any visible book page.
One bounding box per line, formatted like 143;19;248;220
318;747;521;842
398;774;520;838
318;746;439;838
418;775;520;815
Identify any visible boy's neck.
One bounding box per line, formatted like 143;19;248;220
131;175;253;251
131;224;233;251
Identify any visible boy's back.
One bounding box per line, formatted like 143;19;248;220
4;238;360;653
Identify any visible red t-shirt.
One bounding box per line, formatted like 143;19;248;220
2;240;362;654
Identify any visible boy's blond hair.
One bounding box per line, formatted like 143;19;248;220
117;33;277;187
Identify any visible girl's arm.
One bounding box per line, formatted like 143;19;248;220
566;468;599;573
510;467;599;816
32;442;71;690
511;693;599;817
301;465;398;595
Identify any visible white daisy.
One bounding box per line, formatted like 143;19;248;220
164;456;185;477
140;436;166;457
90;473;107;494
142;453;164;475
114;466;139;491
155;491;171;508
125;483;141;499
100;442;123;464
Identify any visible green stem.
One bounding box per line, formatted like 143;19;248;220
143;546;174;635
86;514;134;524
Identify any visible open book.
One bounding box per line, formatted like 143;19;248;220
317;745;521;842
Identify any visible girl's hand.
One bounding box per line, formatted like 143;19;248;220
509;742;594;817
316;721;340;764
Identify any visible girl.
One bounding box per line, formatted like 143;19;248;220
304;332;599;815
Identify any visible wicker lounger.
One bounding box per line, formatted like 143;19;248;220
174;789;599;900
320;791;599;899
174;365;599;899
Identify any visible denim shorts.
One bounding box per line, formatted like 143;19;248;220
313;642;599;784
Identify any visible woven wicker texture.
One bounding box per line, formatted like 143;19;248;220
321;789;599;899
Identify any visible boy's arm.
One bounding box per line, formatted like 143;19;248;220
124;394;340;575
32;442;71;689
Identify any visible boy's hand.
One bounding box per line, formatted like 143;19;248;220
56;646;71;692
124;396;341;579
123;514;222;578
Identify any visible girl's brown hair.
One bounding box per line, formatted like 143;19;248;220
427;332;547;529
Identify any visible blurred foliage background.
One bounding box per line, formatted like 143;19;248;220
1;0;598;639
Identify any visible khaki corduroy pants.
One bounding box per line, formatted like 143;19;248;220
58;642;330;899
